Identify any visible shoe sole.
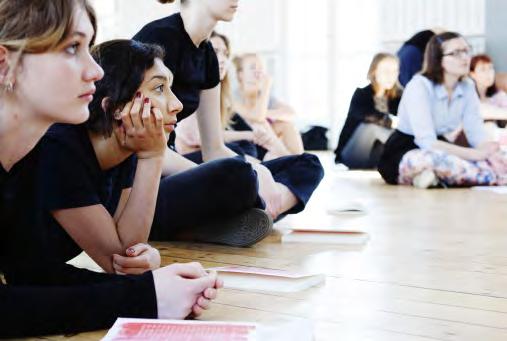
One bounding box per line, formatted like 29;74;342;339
195;208;273;247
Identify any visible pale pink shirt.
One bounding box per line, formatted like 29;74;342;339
175;115;201;154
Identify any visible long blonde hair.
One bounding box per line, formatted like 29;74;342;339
0;0;96;53
367;52;402;99
211;31;234;128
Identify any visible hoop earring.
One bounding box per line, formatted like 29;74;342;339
5;81;13;92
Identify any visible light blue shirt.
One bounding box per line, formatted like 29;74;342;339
397;74;486;149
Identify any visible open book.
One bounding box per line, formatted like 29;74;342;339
102;318;256;341
281;227;369;245
209;265;325;293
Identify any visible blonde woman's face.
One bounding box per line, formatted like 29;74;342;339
13;5;103;124
210;36;229;81
375;58;399;91
471;61;495;89
240;56;263;92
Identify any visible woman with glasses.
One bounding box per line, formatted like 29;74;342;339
378;32;507;188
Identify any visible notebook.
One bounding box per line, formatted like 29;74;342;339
102;318;256;341
209;265;325;293
281;227;369;245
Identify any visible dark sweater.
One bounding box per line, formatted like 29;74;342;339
335;85;400;162
0;154;157;338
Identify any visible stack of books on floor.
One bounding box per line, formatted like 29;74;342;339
281;226;369;245
209;265;325;293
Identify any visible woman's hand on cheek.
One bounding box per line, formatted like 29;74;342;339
118;92;167;159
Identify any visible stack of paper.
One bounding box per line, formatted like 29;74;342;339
209;266;325;293
281;227;369;245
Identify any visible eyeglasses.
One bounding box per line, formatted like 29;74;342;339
443;49;471;58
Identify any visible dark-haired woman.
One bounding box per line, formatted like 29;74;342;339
378;32;507;188
0;1;219;338
134;0;323;229
397;29;436;86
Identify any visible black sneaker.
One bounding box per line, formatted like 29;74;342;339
194;208;273;247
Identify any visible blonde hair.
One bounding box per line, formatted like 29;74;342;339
367;52;401;99
233;52;260;75
211;31;234;128
0;0;95;92
0;0;96;54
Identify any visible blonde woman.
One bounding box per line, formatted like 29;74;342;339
0;1;219;337
233;53;305;160
174;31;324;221
335;53;402;169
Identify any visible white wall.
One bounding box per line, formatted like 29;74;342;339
89;0;486;149
485;0;507;72
89;0;178;42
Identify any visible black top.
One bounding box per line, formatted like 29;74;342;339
133;13;220;122
403;30;435;52
397;30;435;86
335;85;401;162
229;113;253;132
0;158;156;338
1;123;137;279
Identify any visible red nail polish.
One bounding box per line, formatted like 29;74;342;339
136;92;141;98
144;98;150;104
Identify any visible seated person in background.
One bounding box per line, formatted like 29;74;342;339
397;29;438;86
334;53;402;169
470;54;507;124
176;32;264;160
233;52;305;161
176;32;324;222
378;32;507;188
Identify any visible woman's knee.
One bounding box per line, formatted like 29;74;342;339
210;157;258;195
294;153;325;183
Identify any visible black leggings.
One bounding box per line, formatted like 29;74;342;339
150;157;261;240
150;151;324;241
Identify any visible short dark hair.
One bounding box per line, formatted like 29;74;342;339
88;39;165;137
421;31;466;84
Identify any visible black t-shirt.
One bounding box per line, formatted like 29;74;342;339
0;157;156;338
2;123;137;276
133;13;220;122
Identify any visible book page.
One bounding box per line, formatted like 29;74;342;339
209;265;317;279
102;318;256;341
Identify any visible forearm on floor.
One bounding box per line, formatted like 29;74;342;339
116;157;164;247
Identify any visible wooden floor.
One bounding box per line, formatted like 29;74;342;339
22;152;507;341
